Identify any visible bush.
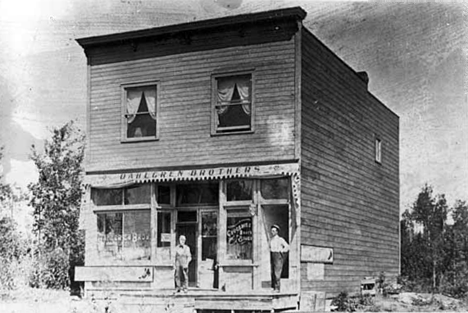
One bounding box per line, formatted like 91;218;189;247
331;291;376;312
0;216;27;290
29;248;70;289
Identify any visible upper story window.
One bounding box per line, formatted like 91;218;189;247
122;83;158;141
375;137;382;164
212;73;253;135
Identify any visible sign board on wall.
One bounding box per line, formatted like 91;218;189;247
307;263;325;280
301;245;333;263
84;163;299;187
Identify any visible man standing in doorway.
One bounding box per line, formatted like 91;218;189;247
270;224;289;292
174;235;192;292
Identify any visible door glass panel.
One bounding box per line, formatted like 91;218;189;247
201;212;217;261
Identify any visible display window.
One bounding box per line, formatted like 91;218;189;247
96;210;151;263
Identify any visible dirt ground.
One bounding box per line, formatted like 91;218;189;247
1;288;468;312
358;292;468;312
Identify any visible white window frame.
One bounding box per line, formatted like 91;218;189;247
121;80;160;142
211;71;255;135
375;137;382;164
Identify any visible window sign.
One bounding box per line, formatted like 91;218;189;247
160;233;171;242
226;215;252;260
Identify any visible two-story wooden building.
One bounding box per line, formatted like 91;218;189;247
76;7;399;312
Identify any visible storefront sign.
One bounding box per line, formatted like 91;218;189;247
84;163;299;187
227;219;252;245
98;232;151;243
301;245;334;263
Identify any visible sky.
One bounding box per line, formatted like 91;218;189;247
0;0;466;214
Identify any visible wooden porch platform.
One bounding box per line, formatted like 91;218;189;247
86;288;299;312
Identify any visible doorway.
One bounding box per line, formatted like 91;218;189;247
261;204;290;285
176;213;198;287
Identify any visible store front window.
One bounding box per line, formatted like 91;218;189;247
226;210;253;260
96;210;151;263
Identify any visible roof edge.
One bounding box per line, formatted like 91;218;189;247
76;6;306;48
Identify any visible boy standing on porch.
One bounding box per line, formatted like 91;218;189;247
174;235;191;292
270;224;289;292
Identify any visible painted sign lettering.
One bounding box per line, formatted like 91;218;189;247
227;219;252;245
84;163;300;187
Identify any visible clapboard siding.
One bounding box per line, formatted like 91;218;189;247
300;28;399;296
86;22;299;172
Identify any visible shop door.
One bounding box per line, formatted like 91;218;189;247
176;222;197;286
200;211;218;289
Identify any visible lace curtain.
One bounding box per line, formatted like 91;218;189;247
216;76;251;116
126;88;157;123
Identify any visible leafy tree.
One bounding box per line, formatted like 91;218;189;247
0;146;26;289
28;121;85;289
0;146;12;203
401;184;448;290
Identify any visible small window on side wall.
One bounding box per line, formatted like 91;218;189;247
375;137;382;164
122;83;158;141
213;73;253;134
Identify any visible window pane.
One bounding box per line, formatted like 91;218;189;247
176;182;219;205
217;104;251;129
226;180;253;201
127;114;156;138
226;215;252;260
122;211;151;261
91;188;122;206
96;211;151;263
215;74;252;132
177;211;197;223
202;212;217;237
126;86;157;139
261;178;289;200
125;184;150;204
96;213;123;261
157;212;171;248
157;185;171;205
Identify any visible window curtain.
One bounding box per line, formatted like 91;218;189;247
143;90;157;120
235;79;251;115
126;88;157;123
126;89;142;124
216;76;251;125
